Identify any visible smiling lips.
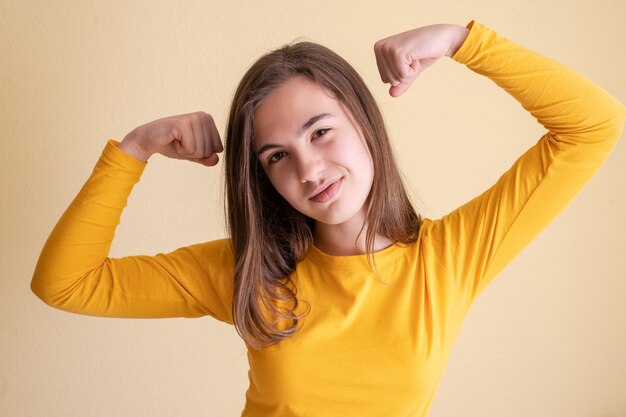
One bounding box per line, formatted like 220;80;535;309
310;178;342;203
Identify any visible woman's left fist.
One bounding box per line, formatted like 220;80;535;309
374;23;461;97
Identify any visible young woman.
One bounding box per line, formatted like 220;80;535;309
32;19;625;417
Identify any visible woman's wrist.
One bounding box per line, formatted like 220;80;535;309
446;25;470;57
119;134;151;162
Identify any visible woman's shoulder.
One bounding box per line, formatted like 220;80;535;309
187;237;234;258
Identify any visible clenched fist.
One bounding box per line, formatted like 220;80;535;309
374;23;469;97
119;111;223;167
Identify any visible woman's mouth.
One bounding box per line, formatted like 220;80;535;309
310;178;342;203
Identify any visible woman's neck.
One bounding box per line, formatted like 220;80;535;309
312;222;394;256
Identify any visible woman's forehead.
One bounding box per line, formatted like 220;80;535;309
253;79;349;143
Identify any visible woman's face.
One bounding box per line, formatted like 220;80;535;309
253;75;374;227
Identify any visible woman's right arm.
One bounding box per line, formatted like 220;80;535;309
31;114;233;323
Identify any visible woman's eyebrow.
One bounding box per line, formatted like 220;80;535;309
298;112;335;135
256;113;335;157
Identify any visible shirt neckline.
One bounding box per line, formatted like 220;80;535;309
304;241;409;270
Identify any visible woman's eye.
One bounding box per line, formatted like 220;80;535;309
314;128;330;138
268;151;286;164
267;129;330;165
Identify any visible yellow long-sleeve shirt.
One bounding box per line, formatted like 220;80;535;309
31;19;626;417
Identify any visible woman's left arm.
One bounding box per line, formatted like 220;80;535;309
375;20;626;308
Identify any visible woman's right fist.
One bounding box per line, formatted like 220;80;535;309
119;111;223;167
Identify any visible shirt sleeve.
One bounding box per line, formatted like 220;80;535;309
31;139;234;324
422;20;626;309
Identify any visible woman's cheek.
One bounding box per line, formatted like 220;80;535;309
269;173;289;198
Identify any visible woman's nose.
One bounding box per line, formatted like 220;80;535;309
295;150;324;183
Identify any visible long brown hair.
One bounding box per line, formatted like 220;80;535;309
223;40;422;351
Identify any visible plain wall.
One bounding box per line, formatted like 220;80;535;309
1;0;625;416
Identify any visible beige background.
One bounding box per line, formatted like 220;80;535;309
2;0;625;416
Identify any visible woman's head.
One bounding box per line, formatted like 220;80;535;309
223;40;421;350
253;74;375;228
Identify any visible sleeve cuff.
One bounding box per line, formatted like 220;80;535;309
100;138;148;177
450;19;480;64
